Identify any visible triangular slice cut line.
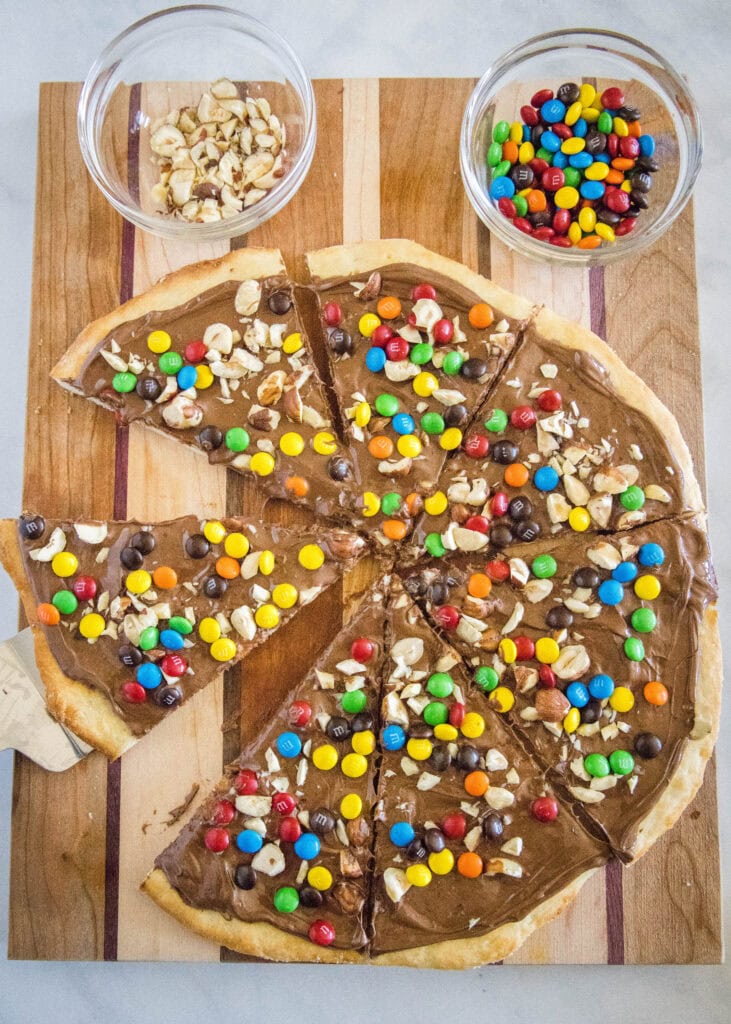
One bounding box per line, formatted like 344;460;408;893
0;512;367;758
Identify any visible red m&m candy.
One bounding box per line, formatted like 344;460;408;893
434;605;460;631
184;339;207;363
371;324;395;347
411;283;436;301
161;654;187;677
309;920;336;946
510;405;537;430
490;492;509;517
351;637;375;663
204;827;230;853
279;817;302;843
486;559;510;582
449;702;465;728
234;769;258;795
513;635;536;661
441;811;467;840
122;681;146;704
323;302;342;326
212;799;235;825
385;337;409;361
537;389;562;412
73;576;97;602
272;792;297;815
531;797;559;822
463;434;490;460
289;700;312;727
539;665;557;688
464;515;490;534
432;319;454;344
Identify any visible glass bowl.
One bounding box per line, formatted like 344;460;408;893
78;4;316;241
460;29;702;265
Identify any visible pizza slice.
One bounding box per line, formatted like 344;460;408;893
305;240;533;543
0;511;366;758
412;309;705;557
400;517;719;859
369;577;608;966
143;584;389;962
52;249;358;521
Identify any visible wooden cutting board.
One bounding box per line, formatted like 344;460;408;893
7;79;721;964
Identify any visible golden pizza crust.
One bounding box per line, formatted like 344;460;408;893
305;238;536;323
630;602;721;859
141;868;365;964
532;307;705;518
0;519;137;759
141;865;596;968
51;248;286;385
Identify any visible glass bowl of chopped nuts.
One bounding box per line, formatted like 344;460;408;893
460;29;702;264
78;4;316;240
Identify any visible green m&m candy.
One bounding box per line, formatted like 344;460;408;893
563;166;581;188
584;753;610;778
426;672;454;698
139;626;160;651
169;615;193;635
624;636;645;662
381;492;402;516
631;607;656;633
487;141;503;167
341;690;367;715
493;120;510;144
411;342;434;365
273;886;300;913
423;701;449;727
609;750;635;776
421;412;445;435
512;194;528;217
535;146;553;163
52;590;78;615
597;110;613;133
492;159;511;179
532;554;557;579
442;351;464;376
159;351;183;375
424;532;446;558
620;485;645;511
225;427;250;452
112;371;137;393
375;393;399;417
475;665;499;692
484;408;508;433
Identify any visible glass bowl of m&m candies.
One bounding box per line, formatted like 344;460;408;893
460;29;702;264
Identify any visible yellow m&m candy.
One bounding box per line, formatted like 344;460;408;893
354;402;371;427
258;550;275;575
280;432;305;457
341;753;367;778
499;637;517;664
407;738;433;761
313;431;338;456
461;712;485;738
195;364;214;389
299;544;325;570
359;313;381;338
424;491;448;516
439;427;463;451
255;604;280;630
250;452;275;476
203;520;226;544
413;371;438;397
397;434;422;458
634;575;661;600
210;637;237;662
125;569;151;594
563;707;581;733
406;864;432;887
434;723;458;742
428;849;455;875
79;613;105;639
535;637;560;664
351;730;376;756
609;686;635;713
282;332;302;354
340;793;363;820
312;744;338;771
272;583;298;609
569;507;591;532
224;532;249;559
307;866;332;891
198;617;221;643
361;491;381;517
489;686;515;714
51;551;78;578
147;330;171;353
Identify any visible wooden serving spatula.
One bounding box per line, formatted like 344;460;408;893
0;627;93;769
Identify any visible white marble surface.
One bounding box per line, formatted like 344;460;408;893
0;1;728;1020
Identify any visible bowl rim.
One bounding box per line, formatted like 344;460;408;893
77;3;317;241
460;27;703;266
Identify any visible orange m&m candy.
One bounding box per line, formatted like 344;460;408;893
37;602;60;626
467;573;492;599
153;565;178;589
504;462;529;487
578;235;602;250
502;140;519;164
382;520;408;542
285;476;309;498
643;681;669;706
404;492;423;517
368;435;394;460
376;296;402;320
468;303;493;330
457;852;483;879
464;771;490;797
527;189;547;213
215;556;240;580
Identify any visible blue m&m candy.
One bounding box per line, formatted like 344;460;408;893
612;561;638;583
598;579;624;606
566;682;590;708
365;346;387;373
177;365;198;390
552;151;568;169
159;628;185;650
573;117;588;138
534;466;559;492
136;662;162;689
568;151;592;170
236;829;263;854
489;176;515;200
540;130;561;153
276;731;302;758
392;413;415;435
580;180;605;200
389;821;415;847
588;674;615;700
382;724;406;751
638;542;664;567
541;98;566;124
639;134;656;157
294;832;321;860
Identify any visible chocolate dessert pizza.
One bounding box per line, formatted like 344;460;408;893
0;512;365;757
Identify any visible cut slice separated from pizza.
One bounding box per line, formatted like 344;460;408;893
400;516;719;860
305;240;534;544
143;583;390;963
0;512;366;758
51;249;359;522
369;577;608;967
411;308;705;558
